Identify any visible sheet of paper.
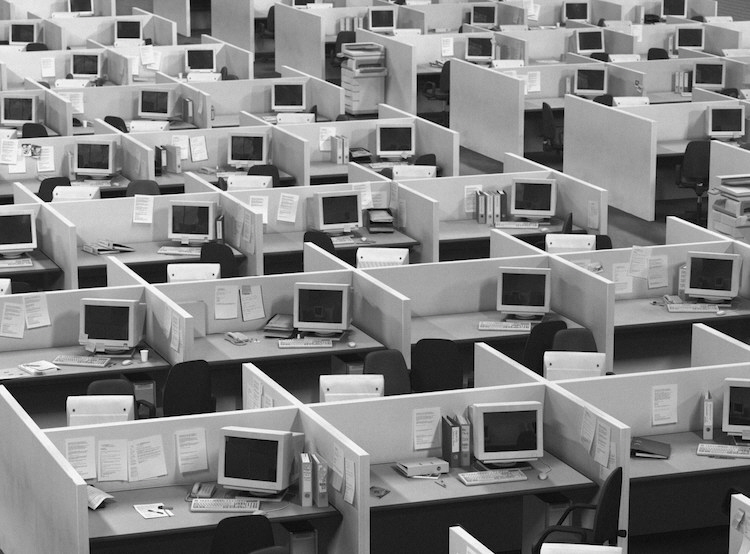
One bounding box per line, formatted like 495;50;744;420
588;200;600;230
128;435;168;482
0;302;24;339
214;285;239;319
344;458;356;505
36;146;55;173
189;135;209;162
65;436;96;479
240;284;265;321
332;443;344;491
249;196;269;225
98;439;128;482
647;255;668;289
59;92;85;114
652;384;678;426
170;309;181;352
593;419;611;466
175;428;209;474
600;440;617;480
319;127;336;151
146;50;162;71
631;24;643;42
40;57;55;78
241;208;255;254
612;262;633;295
0;139;17;165
8;147;26;174
276;193;298;223
133;194;154;224
171;135;189;160
580;407;597;452
23;294;50;329
413;407;441;450
628;245;651;278
140;44;155;66
526;71;541;93
441;37;454;57
249;376;263;409
127;55;139;76
464;185;482;214
134;503;170;519
352;182;374;210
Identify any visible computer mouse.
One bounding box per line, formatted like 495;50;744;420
716;310;726;316
347;341;357;348
538;472;548;480
122;360;133;366
360;236;368;242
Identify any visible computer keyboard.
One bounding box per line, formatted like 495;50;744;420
494;221;540;229
0;257;33;268
457;469;528;486
157;246;202;256
189;498;261;513
52;355;111;368
369;161;404;170
330;236;356;245
477;320;533;331
696;443;750;458
665;303;719;313
278;338;334;349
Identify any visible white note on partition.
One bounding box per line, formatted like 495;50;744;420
146;50;162;71
23;294;50;329
526;71;541;93
65;436;96;479
248;376;263;409
580;407;596;453
0;302;24;339
332;443;344;492
319;127;336;151
612;262;633;295
464;185;482;214
140;44;155;66
175;428;209;474
171;135;189;160
40;57;56;78
413;407;441;450
214;285;239;319
628;245;651;278
352;182;374;210
189;135;209;162
240;285;265;321
128;435;168;482
133;194;154;224
37;146;55;173
276;193;298;223
344;458;356;505
0;140;17;165
441;37;454;58
98;439;128;482
170;309;181;352
8;148;25;174
249;196;269;225
647;255;668;289
593;419;611;467
652;384;678;426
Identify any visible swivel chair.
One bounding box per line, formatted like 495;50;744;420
200;242;239;278
719;87;739;98
363;349;411;395
332;31;356;68
22;122;47;138
162;360;214;416
423;60;451;125
209;515;281;554
37;176;71;202
596;235;613;250
87;377;156;419
675;140;710;225
410;338;463;392
104;115;129;133
647;48;669;60
247;164;282;188
303;230;336;256
125;179;160;196
551;328;597;352
592;94;614;106
522;319;568;375
541;102;564;156
25;42;48;51
590;52;609;62
414;153;437;166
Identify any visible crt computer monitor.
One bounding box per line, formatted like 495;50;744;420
272;83;306;113
684;251;742;302
69;0;94;16
376;122;415;159
723;379;750;441
227;133;268;169
138;89;175;120
469;401;544;466
310;190;363;234
573;67;607;96
706;105;745;140
74;141;115;178
497;266;551;319
70;52;102;79
470;5;496;28
563;1;589;23
661;0;687;18
693;62;725;90
575;29;605;55
78;297;144;353
293;282;352;335
368;7;396;33
167;200;216;245
0;209;37;258
9;23;36;46
509;178;557;220
218;426;305;496
116;20;142;41
676;26;704;49
185;48;216;73
466;37;493;64
1;96;36;127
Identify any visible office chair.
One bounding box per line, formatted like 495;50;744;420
332;31;356;68
719;87;740;98
22;123;47;138
522;319;568;375
247;164;282;188
200;242;239;278
410;338;463;392
414;153;437;166
590;52;609;62
595;235;613;250
532;467;626;554
125;179;160;196
87;377;156;419
363;349;411;395
336;113;353;121
9;280;33;293
647;48;669;60
162;360;214;416
592;94;614;106
551;328;597;352
380;167;394;179
541;102;564;155
675;139;710;225
25;42;48;51
220;66;238;80
303;230;337;256
37;80;50;89
561;212;573;234
209;514;279;554
104;115;129;133
37;176;71;202
423;60;451;125
258;5;275;40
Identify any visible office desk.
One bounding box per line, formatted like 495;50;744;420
656;139;691;157
525;97;565;111
369;452;595;553
89;484;340;554
10;175;132;201
648;91;692;104
0;250;63;290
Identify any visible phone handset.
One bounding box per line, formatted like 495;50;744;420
190;482;216;499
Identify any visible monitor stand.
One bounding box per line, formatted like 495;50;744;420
0;251;29;260
474;460;532;471
299;330;347;342
233;489;288;502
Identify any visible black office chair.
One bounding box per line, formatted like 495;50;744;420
25;42;48;51
561;212;573;234
541;102;564;155
332;31;356;68
532;467;626;553
414;153;436;166
647;48;669;60
37;176;71;202
9;281;34;294
423;60;451;125
104;115;129;133
380;167;394;179
596;234;613;250
551;328;597;352
336;113;353;121
363;349;411;395
22;122;47;138
675;139;710;225
522;319;568;375
592;94;614;106
162;360;214;417
719;87;740;98
209;515;279;554
303;230;336;256
590;52;609;62
247;164;282;188
200;242;239;278
220;66;239;80
410;338;463;392
87;377;156;419
258;5;275;40
125;179;160;196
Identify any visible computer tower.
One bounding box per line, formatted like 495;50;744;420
282;521;317;554
127;374;156;417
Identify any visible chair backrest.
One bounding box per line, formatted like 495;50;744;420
410;338;463;392
596;235;613;250
522;320;568;375
356;247;408;269
414;153;436;166
22;122;47;138
303;230;336;255
592;94;613;106
266;5;275;32
440;60;451;92
541;102;556;139
209;514;276;554
200;242;239;278
38;176;71;202
561;212;574;234
25;42;47;51
647;47;669;60
720;87;740;98
87;378;135;396
363;349;411;395
591;466;624;545
334;31;356;57
681;140;710;182
551;328;597;352
162;360;213;416
126;179;160;196
167;262;221;283
319;374;384;402
104;115;129;133
66;395;135;426
247;164;281;188
590;52;609;61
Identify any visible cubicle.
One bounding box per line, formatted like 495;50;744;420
44;12;177;50
20;0;114;18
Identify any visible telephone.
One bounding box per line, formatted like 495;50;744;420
224;331;249;345
190;482;216;499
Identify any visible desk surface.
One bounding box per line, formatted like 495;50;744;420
656;139;692;156
263;228;419;257
0;249;61;277
76;241;245;270
525;97;565;111
648;91;692;104
614;296;750;329
440;217;569;243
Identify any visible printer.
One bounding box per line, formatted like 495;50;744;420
339;43;387;115
711;175;750;239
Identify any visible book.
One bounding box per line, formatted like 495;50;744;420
454;413;472;467
311;452;329;508
441;415;460;467
299;452;313;507
630;436;671;459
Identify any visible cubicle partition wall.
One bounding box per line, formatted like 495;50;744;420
664;215;729;245
704;20;750;55
393;183;439;263
242;361;303;409
38;201;79;289
45;13;176;50
270;122;309;186
474;341;544;387
280;65;346;122
144;283;194;365
104;255;149;286
489;228;546;259
275;3;331;80
60;82;183;124
303;242;352;273
200;34;256;80
210;0;255;52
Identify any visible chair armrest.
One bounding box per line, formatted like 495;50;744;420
532;525;590;554
555;502;597;525
423;80;438;99
135;399;156;419
675;164;683;186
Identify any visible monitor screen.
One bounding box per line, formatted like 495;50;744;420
466;37;493;64
576;29;604;54
509;178;557;220
69;0;93;15
70;53;101;79
185;49;216;72
470;5;496;27
218;426;304;495
469;401;544;465
497;266;551;318
376;122;415;158
707;105;745;140
693;62;725;89
1;96;35;127
661;0;687;17
10;24;35;45
227;133;268;168
685;251;742;302
723;379;750;438
78;297;144;353
293;282;351;334
368;7;396;33
0;209;37;258
138;89;173;120
564;1;589;22
74;141;114;178
311;190;363;234
573;67;607;96
116;20;142;40
272;83;306;113
168;200;216;244
676;26;704;49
